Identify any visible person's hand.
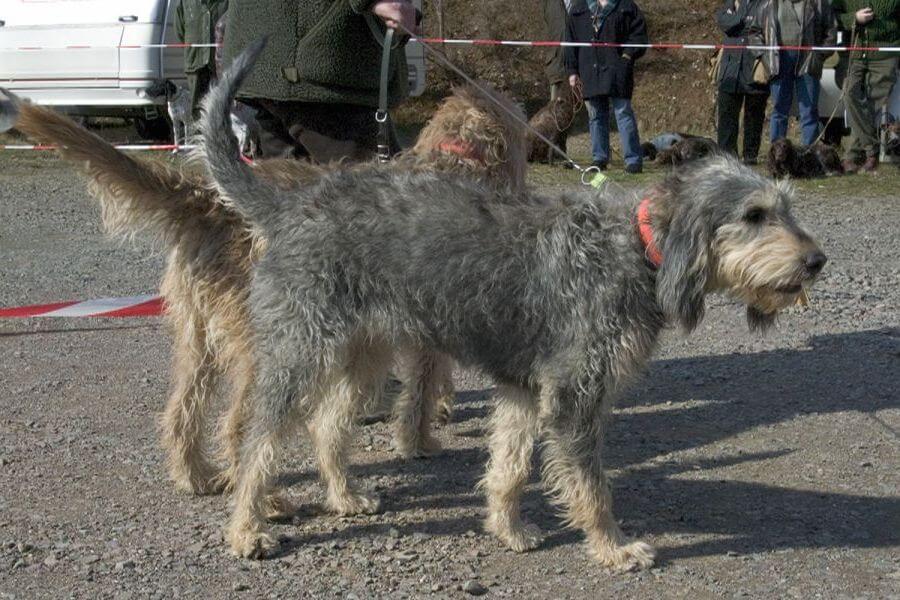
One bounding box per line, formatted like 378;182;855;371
855;7;875;24
569;74;582;89
372;0;419;34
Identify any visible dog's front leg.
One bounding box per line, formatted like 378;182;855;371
481;385;543;552
540;386;655;570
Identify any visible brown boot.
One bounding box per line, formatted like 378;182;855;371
859;155;879;173
841;158;860;174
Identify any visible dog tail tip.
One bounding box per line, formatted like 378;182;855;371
0;88;21;134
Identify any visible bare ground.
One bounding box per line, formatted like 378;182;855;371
0;149;898;599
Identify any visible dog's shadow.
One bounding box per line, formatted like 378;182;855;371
277;328;900;561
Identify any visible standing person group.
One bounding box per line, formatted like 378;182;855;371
714;0;837;164
715;0;898;173
564;0;649;173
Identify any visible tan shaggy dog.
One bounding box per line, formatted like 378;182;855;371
0;84;527;507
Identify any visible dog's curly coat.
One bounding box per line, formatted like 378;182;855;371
200;43;827;568
0;77;526;498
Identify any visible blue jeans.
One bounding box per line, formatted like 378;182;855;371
585;96;642;167
770;51;821;145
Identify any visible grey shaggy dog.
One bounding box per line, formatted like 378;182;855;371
200;42;828;569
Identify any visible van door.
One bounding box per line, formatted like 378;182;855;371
0;0;128;90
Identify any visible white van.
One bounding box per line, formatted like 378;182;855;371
0;0;426;138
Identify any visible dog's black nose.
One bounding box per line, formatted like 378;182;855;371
804;251;827;275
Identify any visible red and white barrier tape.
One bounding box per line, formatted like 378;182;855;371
1;144;195;152
1;39;898;53
0;294;164;318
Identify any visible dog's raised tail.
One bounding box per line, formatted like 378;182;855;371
199;38;277;230
0;87;223;246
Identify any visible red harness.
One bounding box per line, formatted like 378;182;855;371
637;197;663;269
436;139;483;162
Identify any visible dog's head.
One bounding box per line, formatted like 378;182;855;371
883;121;900;155
410;82;527;192
767;137;798;178
649;154;826;332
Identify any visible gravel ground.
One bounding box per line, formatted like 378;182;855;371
0;151;898;599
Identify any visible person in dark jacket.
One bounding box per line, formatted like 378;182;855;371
715;0;769;164
763;0;837;145
175;0;229;120
564;0;648;173
221;0;417;162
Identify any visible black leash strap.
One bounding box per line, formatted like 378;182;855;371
376;26;395;163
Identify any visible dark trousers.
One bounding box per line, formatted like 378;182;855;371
186;67;213;122
245;99;400;163
716;90;767;161
844;56;899;160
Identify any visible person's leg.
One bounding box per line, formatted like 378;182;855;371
742;93;768;162
584;96;610;166
843;57;871;162
188;67;212;123
862;57;900;158
769;52;795;142
717;89;741;156
796;73;821;146
289;103;381;163
611;97;642;168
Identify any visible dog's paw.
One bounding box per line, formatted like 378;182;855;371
264;492;298;521
396;434;443;459
171;464;227;496
227;525;279;560
208;466;238;495
591;539;656;571
496;521;544;553
327;491;381;516
433;397;454;426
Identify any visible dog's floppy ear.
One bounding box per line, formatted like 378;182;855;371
656;200;710;332
165;80;178;98
746;305;776;332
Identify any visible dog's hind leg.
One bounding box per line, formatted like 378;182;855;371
539;385;655;570
393;346;444;458
226;301;338;558
309;335;391;515
160;321;222;495
214;354;255;495
481;385;543;552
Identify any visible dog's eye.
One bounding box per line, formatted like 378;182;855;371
744;208;766;224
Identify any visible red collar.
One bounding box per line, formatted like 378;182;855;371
637;197;663;269
436;139;482;162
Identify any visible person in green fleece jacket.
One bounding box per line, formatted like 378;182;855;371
221;0;417;162
831;0;900;172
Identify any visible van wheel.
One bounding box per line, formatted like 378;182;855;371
134;116;172;142
820;117;846;146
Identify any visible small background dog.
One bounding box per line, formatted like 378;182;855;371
526;85;580;165
881;118;900;162
652;133;719;166
161;81;192;151
767;138;843;179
